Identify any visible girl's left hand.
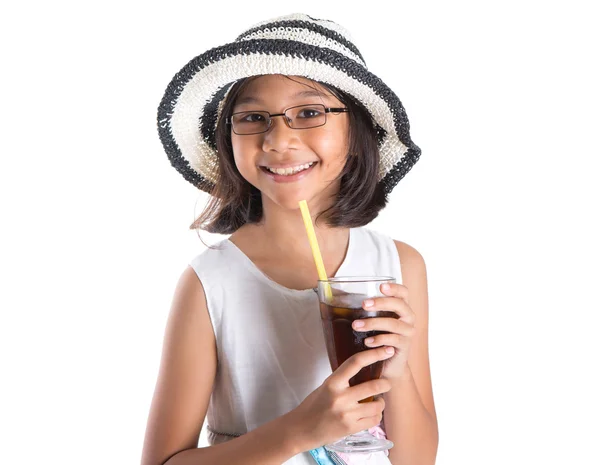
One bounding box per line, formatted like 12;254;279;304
353;282;416;380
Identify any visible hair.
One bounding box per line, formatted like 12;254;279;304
190;76;388;234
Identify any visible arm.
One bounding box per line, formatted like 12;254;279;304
141;266;398;465
384;241;438;465
140;266;300;465
163;414;302;465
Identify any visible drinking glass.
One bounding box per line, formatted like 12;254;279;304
317;276;397;454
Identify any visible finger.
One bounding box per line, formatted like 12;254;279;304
348;379;391;403
354;396;385;418
354;318;415;336
331;346;394;387
364;332;411;350
380;282;409;301
356;413;385;431
362;297;415;325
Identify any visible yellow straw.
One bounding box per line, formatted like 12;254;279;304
298;200;333;301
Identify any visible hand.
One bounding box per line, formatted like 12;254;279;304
354;283;416;381
285;346;395;451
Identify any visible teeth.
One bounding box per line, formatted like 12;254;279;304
266;162;314;176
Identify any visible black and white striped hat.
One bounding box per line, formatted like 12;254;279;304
157;13;421;195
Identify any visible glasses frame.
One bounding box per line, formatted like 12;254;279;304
226;104;349;135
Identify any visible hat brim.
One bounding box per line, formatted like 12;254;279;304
157;39;420;194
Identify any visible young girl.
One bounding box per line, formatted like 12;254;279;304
143;13;438;465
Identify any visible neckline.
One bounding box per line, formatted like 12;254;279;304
225;228;356;296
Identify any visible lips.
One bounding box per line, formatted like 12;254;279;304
263;161;316;176
260;161;317;183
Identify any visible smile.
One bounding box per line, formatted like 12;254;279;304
259;161;318;183
262;162;317;176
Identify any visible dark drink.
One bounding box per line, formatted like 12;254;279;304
316;277;397;453
319;302;399;388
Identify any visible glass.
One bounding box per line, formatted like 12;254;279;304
227;104;349;135
317;276;398;454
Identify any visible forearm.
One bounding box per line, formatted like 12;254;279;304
383;367;438;465
164;412;301;465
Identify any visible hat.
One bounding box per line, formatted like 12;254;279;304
157;13;421;195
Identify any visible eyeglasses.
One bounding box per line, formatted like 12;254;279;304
226;104;349;135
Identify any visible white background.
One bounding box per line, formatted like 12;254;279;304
1;1;598;464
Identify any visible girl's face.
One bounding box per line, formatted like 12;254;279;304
231;75;349;213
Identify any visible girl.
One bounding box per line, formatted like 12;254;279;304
143;13;438;465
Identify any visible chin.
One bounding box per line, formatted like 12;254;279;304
259;177;339;213
270;193;308;211
270;190;334;214
260;185;308;209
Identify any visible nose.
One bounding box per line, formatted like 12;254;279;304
261;115;298;153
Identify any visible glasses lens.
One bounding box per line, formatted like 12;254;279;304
231;111;270;134
286;104;327;129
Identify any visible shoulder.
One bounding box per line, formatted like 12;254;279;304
355;228;425;281
169;265;210;325
393;240;426;270
358;227;426;272
393;240;428;303
189;239;234;278
177;264;206;296
189;239;231;263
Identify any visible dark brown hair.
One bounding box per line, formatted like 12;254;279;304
190;76;387;234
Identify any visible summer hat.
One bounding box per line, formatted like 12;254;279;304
157;13;421;195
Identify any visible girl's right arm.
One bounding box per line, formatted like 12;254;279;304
141;266;395;465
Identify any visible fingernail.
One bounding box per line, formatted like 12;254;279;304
353;320;365;328
381;284;390;292
385;347;395;354
364;299;374;307
365;337;374;344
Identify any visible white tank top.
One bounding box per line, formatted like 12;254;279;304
189;227;402;464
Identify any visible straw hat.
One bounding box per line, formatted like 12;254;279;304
157;13;421;194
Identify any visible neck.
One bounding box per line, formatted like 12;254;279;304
241;194;350;260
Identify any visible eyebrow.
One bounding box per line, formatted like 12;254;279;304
234;89;332;107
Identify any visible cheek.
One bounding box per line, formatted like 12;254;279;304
308;127;349;167
231;136;254;172
231;136;244;164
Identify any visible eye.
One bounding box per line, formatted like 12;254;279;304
240;112;267;123
296;107;324;119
